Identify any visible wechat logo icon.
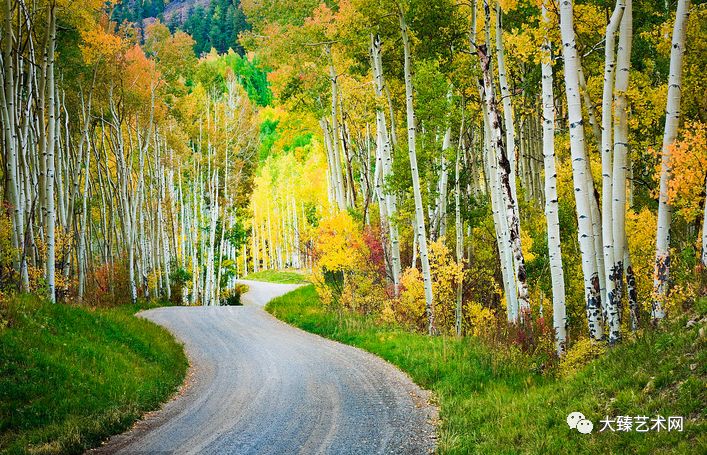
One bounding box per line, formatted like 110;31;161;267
567;411;594;434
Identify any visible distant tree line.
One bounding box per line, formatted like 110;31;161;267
113;0;250;55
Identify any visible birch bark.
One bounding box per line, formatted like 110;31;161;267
653;0;691;321
559;0;603;340
541;0;567;355
608;0;633;344
399;10;435;334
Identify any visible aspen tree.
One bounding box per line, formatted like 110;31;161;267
559;0;603;340
541;0;567;355
608;0;633;344
600;0;625;343
653;0;691;321
371;33;401;294
399;8;435;334
478;0;530;317
45;3;57;303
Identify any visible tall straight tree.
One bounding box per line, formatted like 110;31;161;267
399;7;435;334
541;0;566;355
494;2;518;206
608;0;633;344
478;0;530;317
653;0;691;322
371;33;401;294
45;3;58;303
600;0;625;343
559;0;603;340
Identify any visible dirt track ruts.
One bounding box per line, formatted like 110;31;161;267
91;280;437;455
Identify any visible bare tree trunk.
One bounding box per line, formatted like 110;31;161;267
325;45;346;211
653;0;690;322
601;0;626;344
559;0;603;340
45;4;57;303
608;0;633;344
399;10;435;334
541;0;567;355
479;0;530;318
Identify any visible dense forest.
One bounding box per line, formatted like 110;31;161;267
2;0;706;357
238;0;706;355
1;0;706;451
113;0;250;54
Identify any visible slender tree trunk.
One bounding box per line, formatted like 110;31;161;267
541;1;567;355
601;0;626;344
653;0;691;321
495;3;518;205
455;126;464;336
45;4;57;303
399;10;435;334
608;0;633;344
559;0;603;340
371;33;401;293
478;1;530;318
325;45;346;211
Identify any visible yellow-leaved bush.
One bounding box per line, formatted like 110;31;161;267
312;211;387;312
393;239;464;333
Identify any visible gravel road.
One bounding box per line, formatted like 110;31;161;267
92;280;437;455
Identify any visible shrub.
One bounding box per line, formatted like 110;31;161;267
169;266;192;305
221;283;248;306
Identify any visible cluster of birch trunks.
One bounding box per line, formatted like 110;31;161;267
313;0;695;353
1;2;259;306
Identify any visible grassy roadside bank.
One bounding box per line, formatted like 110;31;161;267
0;295;188;454
266;285;706;454
242;269;309;284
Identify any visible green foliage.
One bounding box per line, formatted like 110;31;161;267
169;266;192;305
243;270;310;284
267;286;707;454
114;0;250;56
221;283;249;305
0;295;187;453
194;51;272;106
259;118;280;160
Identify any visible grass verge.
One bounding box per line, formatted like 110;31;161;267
266;285;706;454
243;269;309;284
0;295;188;454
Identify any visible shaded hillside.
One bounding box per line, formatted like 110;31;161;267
113;0;249;55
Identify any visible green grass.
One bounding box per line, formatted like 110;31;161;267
243;269;309;284
0;295;188;454
266;285;706;454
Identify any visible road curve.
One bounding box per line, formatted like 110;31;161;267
92;280;437;455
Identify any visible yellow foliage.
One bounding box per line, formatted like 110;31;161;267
521;229;536;262
464;302;496;338
394;239;465;333
395;267;426;329
625;208;657;310
664;122;707;222
559;337;606;377
314;212;367;273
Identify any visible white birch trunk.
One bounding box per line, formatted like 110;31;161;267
600;0;626;343
455;132;463;336
399;11;435;334
325;45;346;211
495;3;518;205
608;0;633;344
541;1;567;355
45;6;57;303
653;0;691;321
559;0;603;340
371;33;401;294
479;1;530;318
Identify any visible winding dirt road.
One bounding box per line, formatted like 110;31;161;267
93;280;437;455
